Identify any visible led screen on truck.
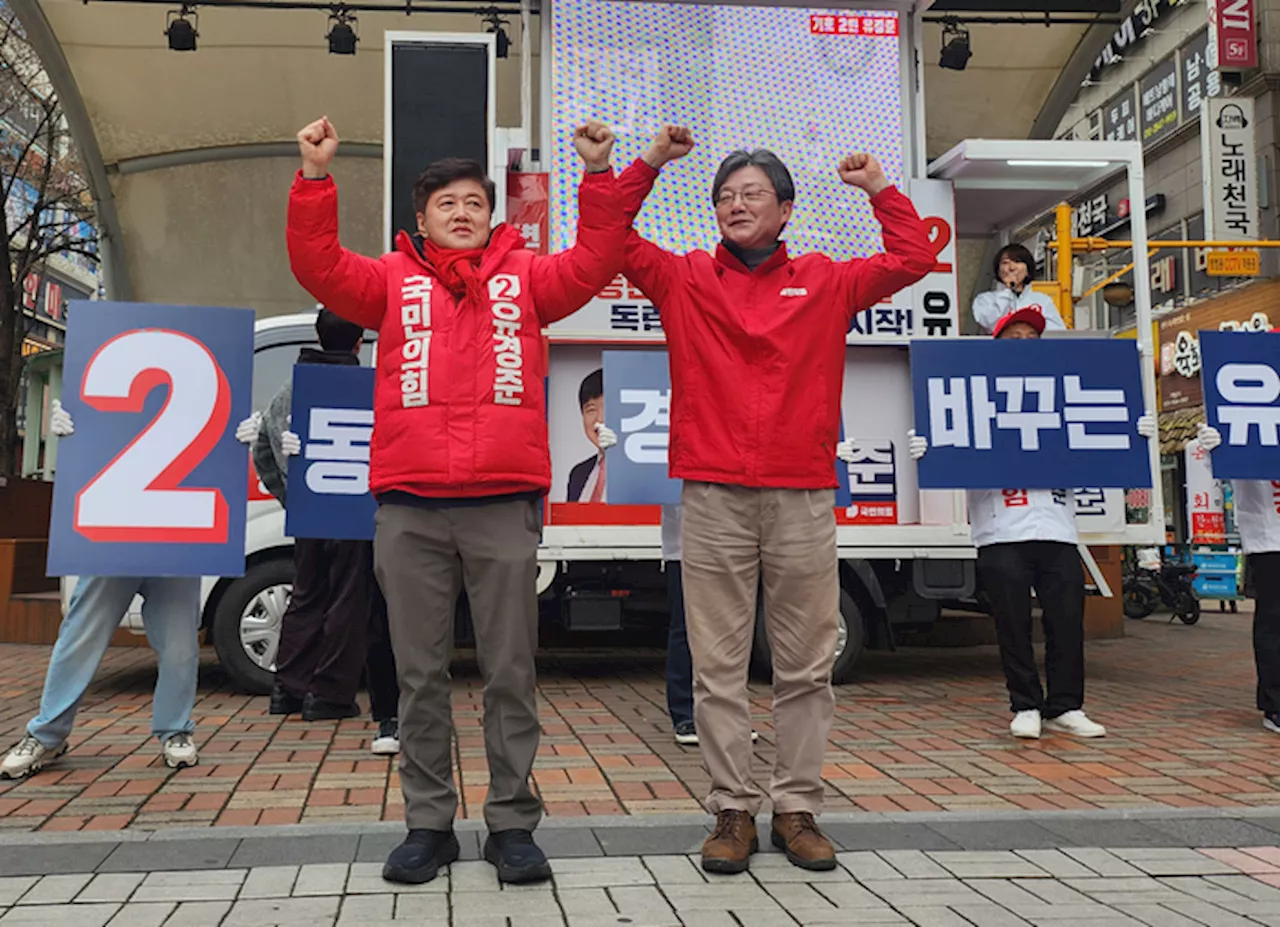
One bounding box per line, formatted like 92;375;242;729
549;0;906;260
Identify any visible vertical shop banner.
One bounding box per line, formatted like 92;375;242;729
1208;0;1257;71
910;339;1151;490
1186;438;1226;542
1180;29;1220;122
285;365;377;541
47;302;254;577
1139;56;1180;146
1200;330;1280;480
506;172;549;255
1201;97;1260;241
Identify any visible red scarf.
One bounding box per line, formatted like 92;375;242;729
417;225;523;307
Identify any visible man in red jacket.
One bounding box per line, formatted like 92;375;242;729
614;130;934;874
287;116;639;887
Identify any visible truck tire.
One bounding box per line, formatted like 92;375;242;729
212;557;294;695
750;588;866;685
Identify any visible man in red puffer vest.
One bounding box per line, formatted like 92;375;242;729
287;116;640;888
612;128;935;876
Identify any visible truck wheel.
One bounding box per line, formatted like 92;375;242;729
750;588;866;685
212;558;294;695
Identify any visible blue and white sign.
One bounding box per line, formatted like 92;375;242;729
285;364;377;541
48;301;254;577
910;339;1151;490
602;351;680;506
1201;330;1280;480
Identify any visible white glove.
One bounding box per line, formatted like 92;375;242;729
836;439;855;464
908;428;928;461
235;411;262;445
1197;422;1223;452
1136;413;1157;439
49;399;74;437
595;422;617;450
280;430;302;456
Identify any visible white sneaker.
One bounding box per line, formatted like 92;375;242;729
1043;710;1106;738
371;719;400;756
1010;710;1041;739
162;732;199;769
0;735;66;779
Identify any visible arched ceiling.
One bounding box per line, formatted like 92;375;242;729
12;0;1132;315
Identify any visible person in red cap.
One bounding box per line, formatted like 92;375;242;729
1195;326;1280;733
909;309;1156;740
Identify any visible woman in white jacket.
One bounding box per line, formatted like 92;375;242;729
1195;422;1280;733
972;244;1068;335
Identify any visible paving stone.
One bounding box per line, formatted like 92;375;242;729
0;903;120;926
163;901;234;927
0;845;114;878
594;826;705;857
99;840;240;874
222;896;340;926
393;894;450;919
335;892;393;925
228;836;358;869
641;856;705;885
549;857;653;889
1161;900;1260;927
1205;876;1280;901
949;904;1035;926
1111;904;1213;927
838;852;904;881
238;866;298;900
928;851;1048;879
132;870;246;903
864;878;984;907
926;822;1070;851
824;824;961;852
813;882;897;909
449;860;500;893
1061;849;1146;878
660;881;776;911
17;874;93;905
346;862;447;895
0;880;37;907
759;883;840;912
1157;876;1260;904
556;888;614;917
748;853;852;883
77;874;146;904
442;891;560;917
877;850;952;879
895;907;972;927
1015;850;1097;879
1109;850;1236;877
291;864;350;896
103;902;175;927
609;885;673;916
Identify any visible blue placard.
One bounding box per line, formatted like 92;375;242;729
47;301;254;577
910;338;1151;490
1201;330;1280;480
285;364;377;541
603;350;854;506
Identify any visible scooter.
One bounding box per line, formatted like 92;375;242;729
1123;552;1201;625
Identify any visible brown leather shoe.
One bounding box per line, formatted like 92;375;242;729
701;809;758;874
771;812;837;871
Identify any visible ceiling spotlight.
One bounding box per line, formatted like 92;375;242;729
480;8;510;59
939;19;971;71
327;8;358;55
165;6;198;51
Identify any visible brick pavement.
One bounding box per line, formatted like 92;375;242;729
0;606;1276;832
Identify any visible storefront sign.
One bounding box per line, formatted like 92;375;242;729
1180;30;1221;121
1201;98;1260;241
1104;87;1140;143
1140;56;1180;146
1092;0;1187;79
1207;249;1260;275
1150;225;1184;301
1208;0;1257;71
1185;438;1226;541
1071;193;1109;238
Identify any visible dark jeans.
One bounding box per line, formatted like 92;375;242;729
1250;552;1280;714
977;541;1085;718
665;561;694;729
276;538;372;705
366;582;400;722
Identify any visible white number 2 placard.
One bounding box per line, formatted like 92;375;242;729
74;329;232;542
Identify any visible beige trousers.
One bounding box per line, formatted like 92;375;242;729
681;481;839;816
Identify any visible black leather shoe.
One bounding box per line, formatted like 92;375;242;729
382;829;460;884
269;682;303;716
301;693;360;722
484;829;552;884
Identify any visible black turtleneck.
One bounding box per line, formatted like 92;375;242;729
723;239;780;271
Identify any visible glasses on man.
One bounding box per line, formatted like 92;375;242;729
715;187;777;209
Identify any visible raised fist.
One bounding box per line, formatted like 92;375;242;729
838;152;889;196
298;117;339;179
643;125;696;170
573;120;616;173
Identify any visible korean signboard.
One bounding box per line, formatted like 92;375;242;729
1104;87;1140;143
1208;0;1257;71
285;364;377;541
910;339;1151;491
1200;331;1280;480
1185;438;1226;541
1092;0;1187;80
1140;56;1180;146
1071;193;1110;239
1180;30;1220;121
1150;225;1184;303
1201;98;1259;241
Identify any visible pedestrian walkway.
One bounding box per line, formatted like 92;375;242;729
7;810;1280;924
0;608;1274;832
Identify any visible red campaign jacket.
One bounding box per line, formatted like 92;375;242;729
616;159;935;490
287;170;631;499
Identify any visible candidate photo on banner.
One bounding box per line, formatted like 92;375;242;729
909;337;1151;491
1200;329;1280;481
47;301;254;577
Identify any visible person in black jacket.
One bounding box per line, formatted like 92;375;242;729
254;309;398;733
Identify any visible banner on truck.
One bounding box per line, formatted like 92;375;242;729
1200;330;1280;480
48;301;254;577
285;364;377;541
910;338;1151;490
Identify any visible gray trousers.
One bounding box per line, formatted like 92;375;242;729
374;499;542;833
